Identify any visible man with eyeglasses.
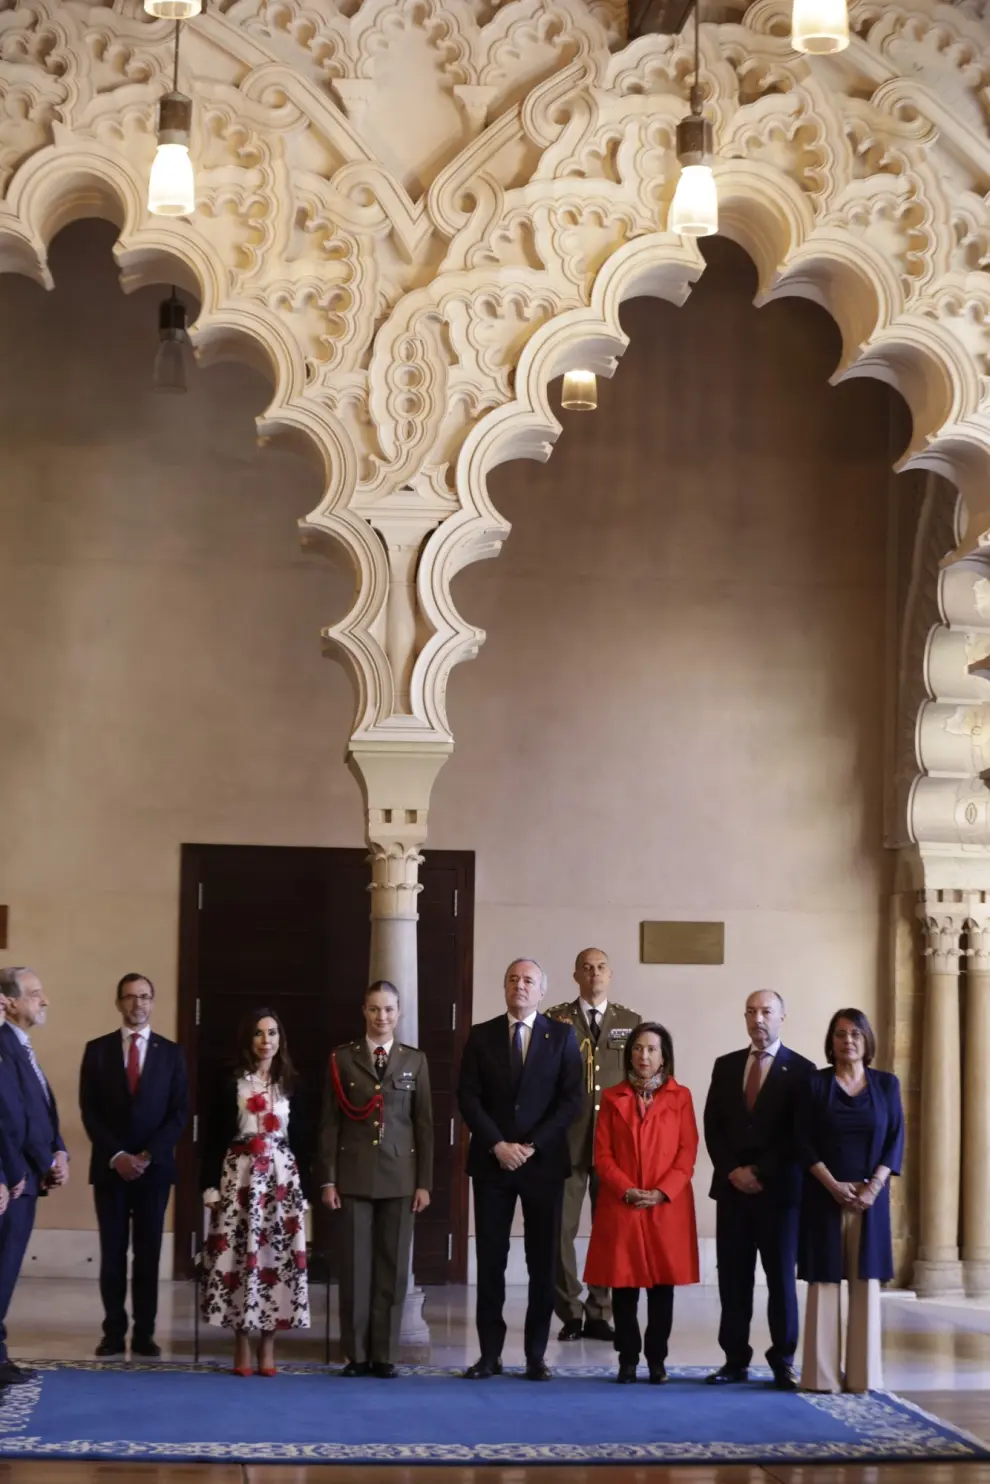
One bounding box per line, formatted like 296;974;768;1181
79;973;189;1359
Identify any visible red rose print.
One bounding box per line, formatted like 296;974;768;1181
293;1250;307;1270
276;1319;290;1331
253;1156;271;1176
263;1113;280;1132
275;1185;287;1203
247;1136;266;1156
237;1186;251;1209
245;1252;258;1270
284;1216;300;1236
245;1093;268;1114
207;1232;229;1256
260;1267;279;1286
222;1272;242;1291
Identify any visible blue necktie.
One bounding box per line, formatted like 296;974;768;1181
511;1020;525;1087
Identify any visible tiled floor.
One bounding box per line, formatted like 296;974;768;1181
4;1280;990;1479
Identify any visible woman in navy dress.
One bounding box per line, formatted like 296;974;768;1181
796;1008;903;1393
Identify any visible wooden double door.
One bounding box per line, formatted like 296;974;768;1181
173;844;474;1284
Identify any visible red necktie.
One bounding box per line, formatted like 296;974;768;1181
127;1033;141;1097
373;1046;387;1079
745;1051;766;1112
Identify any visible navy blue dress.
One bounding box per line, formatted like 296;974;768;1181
796;1068;904;1284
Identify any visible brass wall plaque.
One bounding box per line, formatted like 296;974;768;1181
0;907;8;950
640;920;724;965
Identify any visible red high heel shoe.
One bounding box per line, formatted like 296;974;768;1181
258;1365;277;1377
233;1365;253;1377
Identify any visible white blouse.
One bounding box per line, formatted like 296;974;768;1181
235;1072;290;1139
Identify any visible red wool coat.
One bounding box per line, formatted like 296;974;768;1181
583;1078;700;1289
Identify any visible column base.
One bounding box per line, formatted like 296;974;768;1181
399;1287;430;1346
913;1257;964;1297
964;1259;990;1297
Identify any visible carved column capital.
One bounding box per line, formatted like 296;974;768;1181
348;740;452;922
367;840;425;922
918;890;969;974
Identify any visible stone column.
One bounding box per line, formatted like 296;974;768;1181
964;902;990;1296
914;893;964;1296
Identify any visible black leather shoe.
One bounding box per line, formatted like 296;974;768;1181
95;1339;125;1358
131;1339;161;1359
772;1363;799;1391
525;1359;552;1381
0;1363;38;1385
582;1318;615;1342
616;1362;638;1383
557;1319;584;1341
371;1361;398;1379
648;1364;669;1385
706;1364;749;1385
340;1360;370;1377
465;1357;503;1379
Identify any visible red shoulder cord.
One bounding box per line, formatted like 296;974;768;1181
331;1051;385;1135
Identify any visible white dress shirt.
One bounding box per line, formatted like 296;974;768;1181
743;1038;781;1092
507;1010;538;1063
367;1037;394;1063
580;998;608;1037
121;1024;151;1073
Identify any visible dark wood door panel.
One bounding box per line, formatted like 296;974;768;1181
175;844;473;1285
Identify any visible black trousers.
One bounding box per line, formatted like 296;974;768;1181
715;1193;799;1369
612;1284;674;1366
0;1194;37;1363
94;1175;172;1344
473;1177;563;1364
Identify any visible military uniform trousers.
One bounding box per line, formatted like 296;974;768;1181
339;1193;414;1365
556;1163;610;1324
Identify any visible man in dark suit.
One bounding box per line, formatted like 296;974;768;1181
457;957;583;1380
703;989;815;1391
79;973;189;1358
0;966;69;1386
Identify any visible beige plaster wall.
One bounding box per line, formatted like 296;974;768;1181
0;225;895;1239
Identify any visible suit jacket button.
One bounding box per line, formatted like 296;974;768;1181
595;1104;600;1112
375;1084;381;1092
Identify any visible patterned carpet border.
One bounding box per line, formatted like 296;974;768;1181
0;1361;982;1465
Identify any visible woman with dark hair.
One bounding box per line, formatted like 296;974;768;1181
797;1007;904;1393
200;1008;311;1375
583;1022;698;1383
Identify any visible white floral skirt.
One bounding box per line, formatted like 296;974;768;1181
201;1136;310;1332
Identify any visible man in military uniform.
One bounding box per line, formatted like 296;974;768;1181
546;947;641;1341
319;980;433;1378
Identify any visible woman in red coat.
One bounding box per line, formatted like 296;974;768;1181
584;1021;699;1384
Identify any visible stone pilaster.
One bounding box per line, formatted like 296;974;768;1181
914;891;965;1296
964;899;990;1296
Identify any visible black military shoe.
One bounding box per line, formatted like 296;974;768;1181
557;1319;584;1341
465;1357;503;1379
582;1318;615;1342
706;1364;749;1385
340;1360;370;1377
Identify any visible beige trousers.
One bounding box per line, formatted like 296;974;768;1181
801;1207;883;1393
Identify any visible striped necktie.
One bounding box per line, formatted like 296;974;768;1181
22;1037;50;1102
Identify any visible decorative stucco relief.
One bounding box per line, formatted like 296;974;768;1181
2;0;990;863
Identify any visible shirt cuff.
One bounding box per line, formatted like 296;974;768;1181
110;1151;126;1169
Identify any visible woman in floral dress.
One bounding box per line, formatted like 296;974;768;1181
201;1007;311;1374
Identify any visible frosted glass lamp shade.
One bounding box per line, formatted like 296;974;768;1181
669;164;718;238
561;369;597;411
144;1;203;17
148;143;195;217
791;0;849;53
153;338;187;395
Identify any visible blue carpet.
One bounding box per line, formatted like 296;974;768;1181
0;1361;984;1464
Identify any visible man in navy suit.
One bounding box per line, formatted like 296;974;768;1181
457;958;583;1380
703;989;815;1390
79;973;189;1358
0;966;69;1386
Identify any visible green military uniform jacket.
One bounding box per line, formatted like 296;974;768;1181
544;999;642;1169
318;1040;433;1200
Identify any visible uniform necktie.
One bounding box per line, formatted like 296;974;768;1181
589;1009;601;1045
127;1033;142;1097
373;1045;387;1080
745;1050;768;1112
510;1020;525;1087
23;1037;50;1103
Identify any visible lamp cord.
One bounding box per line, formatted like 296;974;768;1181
691;0;701;117
172;18;180;92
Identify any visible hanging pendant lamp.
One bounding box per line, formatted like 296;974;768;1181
791;0;849;53
153;290;189;395
561;370;598;411
669;1;718;239
144;0;202;16
148;22;195;217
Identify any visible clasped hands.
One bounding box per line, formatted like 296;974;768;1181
493;1140;534;1172
728;1165;764;1195
111;1151;149;1182
829;1178;879;1211
623;1188;666;1208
